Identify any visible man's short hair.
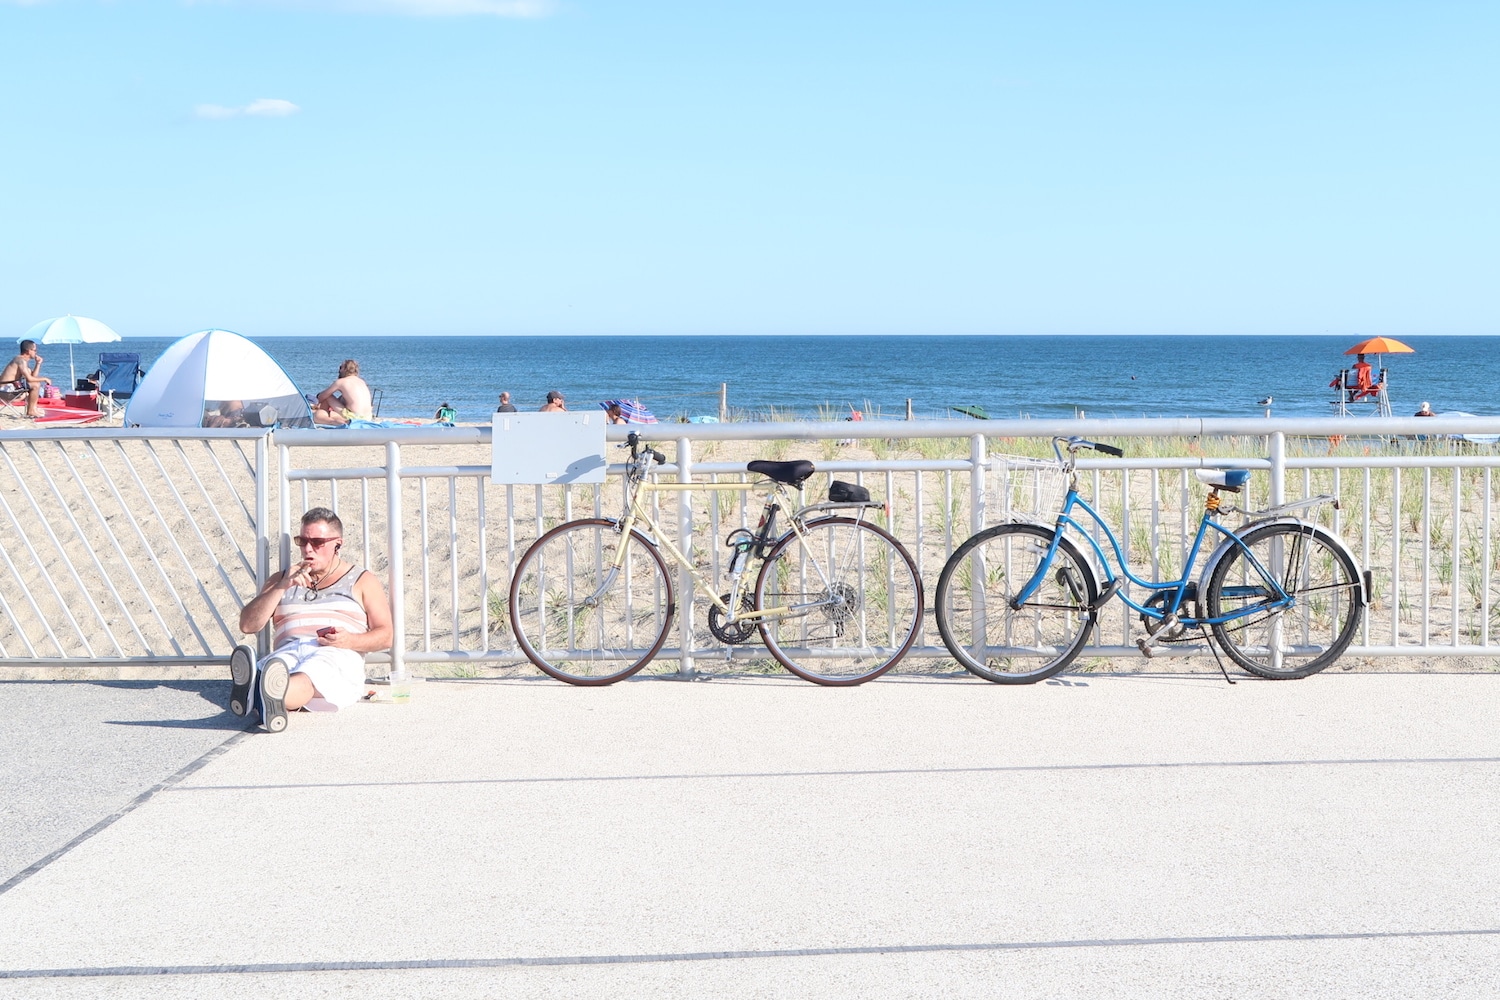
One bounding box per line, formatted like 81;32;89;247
338;359;360;377
301;507;344;534
19;340;35;353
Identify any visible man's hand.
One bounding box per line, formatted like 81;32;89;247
286;560;315;589
317;626;348;648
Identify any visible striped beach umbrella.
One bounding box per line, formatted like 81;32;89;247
600;399;658;424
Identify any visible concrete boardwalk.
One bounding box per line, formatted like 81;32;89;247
2;672;1499;998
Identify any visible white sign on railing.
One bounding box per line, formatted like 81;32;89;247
490;412;607;485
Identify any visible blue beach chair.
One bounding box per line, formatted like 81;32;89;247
98;352;144;400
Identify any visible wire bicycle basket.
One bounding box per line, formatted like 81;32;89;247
988;455;1069;523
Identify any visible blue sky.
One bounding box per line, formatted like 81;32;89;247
2;1;1496;337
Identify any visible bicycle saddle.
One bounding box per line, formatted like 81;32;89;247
1195;469;1250;492
747;459;815;487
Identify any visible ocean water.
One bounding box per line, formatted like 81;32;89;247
61;334;1494;423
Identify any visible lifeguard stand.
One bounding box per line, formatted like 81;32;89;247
1329;358;1393;417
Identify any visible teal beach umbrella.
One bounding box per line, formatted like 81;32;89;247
27;315;122;387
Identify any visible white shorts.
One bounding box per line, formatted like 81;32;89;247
262;639;367;711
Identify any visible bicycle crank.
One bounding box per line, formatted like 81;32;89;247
707;594;758;644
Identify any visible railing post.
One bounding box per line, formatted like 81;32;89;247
1269;431;1285;506
676;436;694;678
970;433;987;534
386;440;407;682
269;439;293;659
254;433;269;658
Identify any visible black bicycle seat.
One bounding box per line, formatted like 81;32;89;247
747;459;815;487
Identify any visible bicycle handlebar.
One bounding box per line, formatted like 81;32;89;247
624;433;665;467
1053;436;1124;461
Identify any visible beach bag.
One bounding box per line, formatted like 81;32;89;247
41;384;61;400
829;480;870;503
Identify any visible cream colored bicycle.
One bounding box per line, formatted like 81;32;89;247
508;433;923;686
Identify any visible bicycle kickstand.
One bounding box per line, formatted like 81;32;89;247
1201;627;1236;685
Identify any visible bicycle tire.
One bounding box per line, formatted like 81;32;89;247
753;516;922;686
933;522;1098;684
1205;521;1361;679
509;518;675;685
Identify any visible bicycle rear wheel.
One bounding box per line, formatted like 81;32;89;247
1205;522;1361;679
509;518;675;685
933;522;1097;684
754;517;922;685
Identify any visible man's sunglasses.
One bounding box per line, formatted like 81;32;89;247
294;536;342;550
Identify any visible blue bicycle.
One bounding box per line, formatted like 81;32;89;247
933;437;1367;683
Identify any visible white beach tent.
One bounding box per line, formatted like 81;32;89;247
125;329;312;428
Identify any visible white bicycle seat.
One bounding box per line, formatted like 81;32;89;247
1195;469;1250;492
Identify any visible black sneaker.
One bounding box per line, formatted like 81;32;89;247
229;644;257;717
260;656;290;733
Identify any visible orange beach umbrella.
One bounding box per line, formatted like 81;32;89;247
1344;336;1415;355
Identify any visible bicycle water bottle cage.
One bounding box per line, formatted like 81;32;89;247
747;459;815;488
1195;469;1250;493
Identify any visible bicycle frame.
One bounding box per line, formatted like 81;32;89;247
1017;485;1295;628
593;472;860;626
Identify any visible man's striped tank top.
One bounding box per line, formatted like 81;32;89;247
271;564;371;648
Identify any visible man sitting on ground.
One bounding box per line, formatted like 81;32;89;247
231;507;393;732
312;359;374;426
0;340;52;418
539;390;566;412
496;391;517;413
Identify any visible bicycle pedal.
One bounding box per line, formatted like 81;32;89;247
1135;637;1155;658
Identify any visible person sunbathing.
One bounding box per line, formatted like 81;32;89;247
312;359;374;426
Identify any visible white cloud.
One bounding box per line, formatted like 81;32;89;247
217;0;553;16
195;99;301;120
245;98;300;117
360;0;553;14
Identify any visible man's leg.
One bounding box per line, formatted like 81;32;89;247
285;673;316;710
258;652;320;732
23;382;39;418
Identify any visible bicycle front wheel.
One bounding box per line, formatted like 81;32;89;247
509;518;675;685
933;522;1097;684
754;517;922;685
1205;522;1361;679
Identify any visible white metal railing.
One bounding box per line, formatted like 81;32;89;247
0;427;268;667
272;416;1500;679
3;416;1499;675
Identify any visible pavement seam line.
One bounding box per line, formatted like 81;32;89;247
165;755;1500;793
5;928;1500;979
0;725;255;898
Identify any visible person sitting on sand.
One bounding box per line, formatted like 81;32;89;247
540;390;566;412
434;402;457;424
204;399;247;428
312;360;374;426
496;391;517;413
1;340;52;419
1415;402;1435;417
604;402;626;424
231;507;393;733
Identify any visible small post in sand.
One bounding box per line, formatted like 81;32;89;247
906;398;913;420
719;383;728;422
